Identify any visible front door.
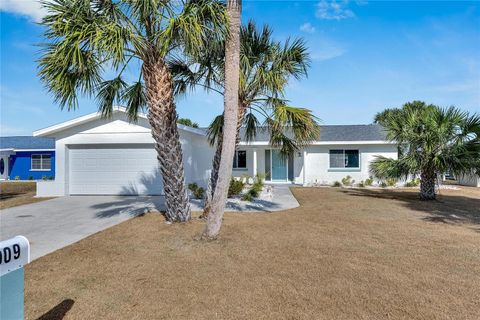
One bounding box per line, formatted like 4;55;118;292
271;150;288;181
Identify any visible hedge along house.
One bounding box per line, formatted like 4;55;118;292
0;136;55;180
233;125;398;185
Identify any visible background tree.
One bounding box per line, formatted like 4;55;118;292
370;102;480;199
38;0;227;222
178;118;199;128
171;21;319;217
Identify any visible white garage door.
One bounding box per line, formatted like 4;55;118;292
69;144;163;195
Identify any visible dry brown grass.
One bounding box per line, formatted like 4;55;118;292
0;181;53;209
25;187;480;320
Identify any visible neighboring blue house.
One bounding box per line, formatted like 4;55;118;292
0;136;55;180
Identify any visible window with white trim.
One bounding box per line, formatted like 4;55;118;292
329;149;359;168
31;154;51;170
233;150;247;169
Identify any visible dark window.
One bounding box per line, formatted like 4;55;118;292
345;150;359;168
233;151;247;169
31;154;51;170
0;158;4;175
329;150;359;168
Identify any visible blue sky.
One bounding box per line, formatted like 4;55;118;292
1;0;479;136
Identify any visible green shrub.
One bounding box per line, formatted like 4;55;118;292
228;178;245;197
14;176;20;180
255;173;265;185
42;176;48;181
332;181;342;187
364;177;373;186
405;178;420;187
341;175;353;186
241;193;253;202
386;178;397;187
358;181;365;187
28;176;34;180
380;181;387;188
188;183;205;199
48;176;54;180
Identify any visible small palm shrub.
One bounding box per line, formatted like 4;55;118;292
364;177;374;186
358;181;365;187
405;178;420;187
242;174;265;201
241;193;254;202
14;176;20;180
386;178;397;187
188;183;205;199
228;179;245;198
380;181;388;188
28;176;34;180
341;175;354;186
332;181;342;187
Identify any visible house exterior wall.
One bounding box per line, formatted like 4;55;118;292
37;112;214;196
35;110;399;195
231;144;397;185
457;174;480;187
8;151;55;180
303;144;398;185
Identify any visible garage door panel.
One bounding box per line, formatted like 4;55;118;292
69;145;164;195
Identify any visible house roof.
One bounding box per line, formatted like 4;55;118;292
34;107;206;137
238;124;389;143
0;136;55;150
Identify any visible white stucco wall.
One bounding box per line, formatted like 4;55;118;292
457;174;480;187
37;112;214;196
303;144;398;185
230;144;397;185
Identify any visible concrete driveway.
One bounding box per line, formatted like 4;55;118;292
0;196;166;260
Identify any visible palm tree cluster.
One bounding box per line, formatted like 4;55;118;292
370;101;480;200
38;0;318;237
38;0;228;222
170;21;320;217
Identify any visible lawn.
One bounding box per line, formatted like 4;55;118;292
25;187;480;320
0;181;53;209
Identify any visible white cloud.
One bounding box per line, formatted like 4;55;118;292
316;0;355;20
300;22;316;34
309;35;347;61
0;0;47;22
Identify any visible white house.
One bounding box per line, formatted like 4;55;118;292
457;174;480;187
34;108;397;196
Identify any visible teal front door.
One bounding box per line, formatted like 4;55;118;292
271;150;287;181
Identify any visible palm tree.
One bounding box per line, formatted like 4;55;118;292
370;102;480;200
171;21;319;217
201;0;242;238
177;118;199;128
38;0;228;222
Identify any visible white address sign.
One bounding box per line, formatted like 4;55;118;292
0;236;30;277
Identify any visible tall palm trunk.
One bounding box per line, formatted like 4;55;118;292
420;169;436;200
143;59;191;222
204;0;242;238
202;102;245;218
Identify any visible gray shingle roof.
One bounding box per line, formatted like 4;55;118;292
237;124;388;142
0;136;55;150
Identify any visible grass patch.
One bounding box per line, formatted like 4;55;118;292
0;181;53;209
25;187;480;319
